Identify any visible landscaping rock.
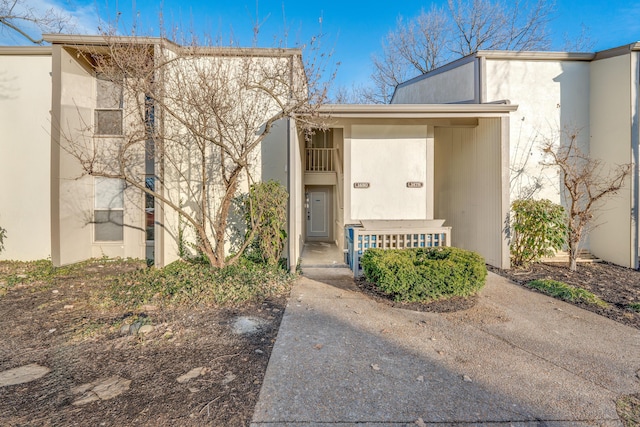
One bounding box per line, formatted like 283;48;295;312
138;325;154;334
221;371;236;385
71;376;131;405
231;316;267;335
129;321;143;335
177;367;207;384
0;364;51;387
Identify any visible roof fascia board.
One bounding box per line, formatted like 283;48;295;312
476;50;594;61
0;46;51;55
43;33;165;46
317;103;518;118
43;34;301;58
594;42;640;61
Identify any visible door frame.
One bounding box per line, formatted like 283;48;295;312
305;186;333;241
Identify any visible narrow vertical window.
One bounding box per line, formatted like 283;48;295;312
145;177;155;242
95;73;123;136
94;177;124;241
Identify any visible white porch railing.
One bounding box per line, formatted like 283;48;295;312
305;148;335;172
346;220;452;278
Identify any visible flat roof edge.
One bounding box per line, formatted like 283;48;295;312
317;103;518;117
0;46;52;55
594;42;640;60
42;34;301;56
476;50;595;61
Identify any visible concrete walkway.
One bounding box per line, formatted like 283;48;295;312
252;266;640;426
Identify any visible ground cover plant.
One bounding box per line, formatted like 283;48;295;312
0;257;293;426
526;279;608;307
361;247;487;302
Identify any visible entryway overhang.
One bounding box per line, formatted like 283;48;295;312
315;103;518;119
288;103;518;271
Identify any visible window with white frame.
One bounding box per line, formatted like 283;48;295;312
94;177;124;241
95;73;123;135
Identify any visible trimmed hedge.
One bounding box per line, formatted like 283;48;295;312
361;247;487;302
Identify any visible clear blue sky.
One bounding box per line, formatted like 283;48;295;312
4;0;640;92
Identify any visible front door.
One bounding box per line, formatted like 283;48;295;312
307;190;329;238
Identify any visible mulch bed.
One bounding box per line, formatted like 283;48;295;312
356;260;640;331
488;261;640;330
2;259;639;425
0;262;286;426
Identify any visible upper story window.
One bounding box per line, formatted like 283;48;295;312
95;73;123;136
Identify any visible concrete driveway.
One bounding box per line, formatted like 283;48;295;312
251;267;640;426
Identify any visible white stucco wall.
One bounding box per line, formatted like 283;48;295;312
589;53;634;268
51;47;148;266
393;60;477;104
289;120;304;268
348;125;429;221
157;53;297;266
484;59;591;203
261;119;288;185
0;51;52;261
434;118;509;268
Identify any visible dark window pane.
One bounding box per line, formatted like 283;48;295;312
94;210;124;241
97;77;123;109
95;110;123;135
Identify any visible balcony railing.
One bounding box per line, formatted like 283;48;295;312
345;220;452;278
305;148;335;172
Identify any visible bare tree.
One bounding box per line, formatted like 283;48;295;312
365;0;554;104
61;31;330;268
542;130;631;271
0;0;72;44
562;23;595;52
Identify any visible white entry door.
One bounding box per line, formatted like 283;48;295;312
307;190;329;238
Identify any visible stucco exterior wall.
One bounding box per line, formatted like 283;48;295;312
52;47;147;266
589;53;635;268
392;59;477;104
51;46;94;265
289;120;303;268
0;51;52;261
261;119;288;185
434;118;509;268
484;59;591;204
348;124;430;221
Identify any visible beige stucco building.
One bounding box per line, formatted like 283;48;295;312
1;34;516;271
393;44;640;269
0;47;52;261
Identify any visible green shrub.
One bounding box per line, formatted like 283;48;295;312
361;247;487;302
627;302;640;313
242;180;289;265
105;258;293;308
526;279;608;307
510;198;567;267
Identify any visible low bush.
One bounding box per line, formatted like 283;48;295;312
360;247;487;302
510;198;567;267
105;258;294;309
526;279;608;307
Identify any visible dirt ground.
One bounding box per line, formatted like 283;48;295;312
1;259;639;426
0;261;286;426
